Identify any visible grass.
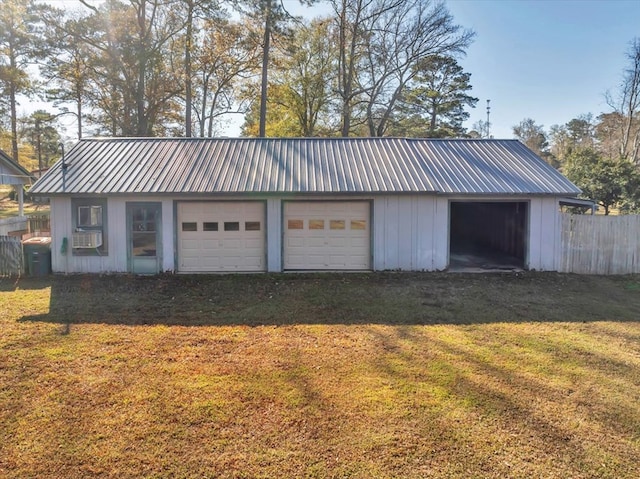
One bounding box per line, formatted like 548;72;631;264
0;185;49;219
1;272;640;478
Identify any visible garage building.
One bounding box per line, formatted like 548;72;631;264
29;137;581;274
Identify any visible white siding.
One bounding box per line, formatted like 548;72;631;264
266;198;282;272
49;194;563;274
50;196;175;274
372;195;437;271
528;196;561;270
433;197;450;270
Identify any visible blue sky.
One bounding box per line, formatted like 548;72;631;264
443;0;640;138
282;0;640;138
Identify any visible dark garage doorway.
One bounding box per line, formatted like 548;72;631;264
449;201;528;270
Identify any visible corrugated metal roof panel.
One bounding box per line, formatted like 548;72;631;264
30;137;581;196
411;139;580;195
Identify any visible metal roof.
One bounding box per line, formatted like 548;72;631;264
30;137;580;196
0;148;34;185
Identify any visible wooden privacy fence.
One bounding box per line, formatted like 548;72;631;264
0;216;27;236
0;236;23;277
559;213;640;274
28;214;50;233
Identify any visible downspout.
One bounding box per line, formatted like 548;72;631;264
60;143;67;192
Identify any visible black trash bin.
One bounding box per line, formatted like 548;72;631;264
22;237;52;276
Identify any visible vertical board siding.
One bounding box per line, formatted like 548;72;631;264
373;195;436;271
560;213;640;274
0;236;23;276
267;198;282;272
48;194;570;274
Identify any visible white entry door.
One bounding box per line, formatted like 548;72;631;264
177;202;265;272
284;201;371;270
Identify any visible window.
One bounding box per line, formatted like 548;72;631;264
224;222;240;231
330;220;345;230
203;222;218;231
288;219;303;230
351;220;366;230
78;206;103;227
245;221;261;231
72;197;108;255
182;222;197;232
309;220;324;230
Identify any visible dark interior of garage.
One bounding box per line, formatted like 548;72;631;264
449;201;528;270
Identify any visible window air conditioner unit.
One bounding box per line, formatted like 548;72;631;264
72;230;103;249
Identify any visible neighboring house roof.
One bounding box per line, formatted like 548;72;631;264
0;148;34;185
29;137;581;196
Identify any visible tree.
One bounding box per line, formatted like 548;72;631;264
236;0;313;137
41;16;93;139
192;17;261;136
20;110;62;172
360;0;474;137
243;18;335;137
0;0;53;161
389;55;477;137
174;0;222;137
605;38;640;164
470;119;489;138
241;83;301;136
564;148;639;215
328;0;473;137
72;0;185;136
549;114;596;165
512;118;555;166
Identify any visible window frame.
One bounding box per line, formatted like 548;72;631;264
71;197;108;256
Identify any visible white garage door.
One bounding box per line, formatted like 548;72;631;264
284;201;371;270
177;202;265;272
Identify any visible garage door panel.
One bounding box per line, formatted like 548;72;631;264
287;237;304;247
307;237;326;248
350;237;368;247
245;238;264;248
201;239;219;248
178;202;266;272
328;237;347;247
284;201;371;270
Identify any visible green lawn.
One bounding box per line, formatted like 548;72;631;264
1;272;640;478
0;185;49;219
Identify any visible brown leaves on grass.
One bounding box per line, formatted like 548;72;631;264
1;273;640;478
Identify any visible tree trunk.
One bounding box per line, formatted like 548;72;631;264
76;95;83;139
10;81;18;162
259;0;272;138
9;42;19;162
184;0;193;137
136;0;148;136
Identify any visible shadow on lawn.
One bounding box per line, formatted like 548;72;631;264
17;271;640;327
0;275;51;292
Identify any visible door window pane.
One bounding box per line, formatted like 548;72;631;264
224;222;240;231
182;222;197;232
288;219;303;229
309;220;324;230
245;221;261;231
351;220;366;230
132;232;156;256
330;220;345;230
203;222;218;231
